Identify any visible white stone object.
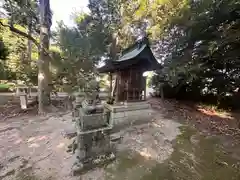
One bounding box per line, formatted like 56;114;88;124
20;93;27;109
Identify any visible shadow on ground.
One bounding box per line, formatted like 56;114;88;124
8;125;240;180
103;126;240;180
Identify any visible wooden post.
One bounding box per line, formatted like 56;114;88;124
160;83;164;101
143;76;147;101
144;80;147;101
109;73;112;97
115;72;119;103
127;69;132;102
126;79;129;102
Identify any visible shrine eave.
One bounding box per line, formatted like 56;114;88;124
98;41;161;73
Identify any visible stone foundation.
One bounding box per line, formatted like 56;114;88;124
104;102;154;127
75;127;113;160
72;126;116;175
76;109;110;131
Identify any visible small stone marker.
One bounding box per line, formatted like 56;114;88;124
19;91;27;109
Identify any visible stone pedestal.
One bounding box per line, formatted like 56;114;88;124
72;99;115;175
104;101;154;127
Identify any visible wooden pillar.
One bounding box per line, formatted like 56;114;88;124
109;73;112;97
127;69;132;102
144;77;147;101
115;72;119;103
160;83;164;101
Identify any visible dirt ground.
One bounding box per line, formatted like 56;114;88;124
0;112;75;180
0;98;240;180
0;107;182;180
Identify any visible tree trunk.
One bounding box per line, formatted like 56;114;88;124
38;0;51;114
109;33;120;60
27;19;32;64
38;29;50;113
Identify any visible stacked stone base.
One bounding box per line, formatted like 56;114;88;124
104;102;154;127
72;127;115;175
71;99;153;175
72;98;115;175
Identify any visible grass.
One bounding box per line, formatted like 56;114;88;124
0;83;10;88
0;83;14;92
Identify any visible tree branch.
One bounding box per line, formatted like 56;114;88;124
0;21;57;62
0;21;40;49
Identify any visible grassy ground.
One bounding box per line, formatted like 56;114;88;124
0;83;14;92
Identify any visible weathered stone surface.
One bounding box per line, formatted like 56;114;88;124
0;168;15;179
110;134;123;143
104;102;151;113
76;109;110;131
105;103;154;127
62;129;77;139
81;100;104;114
72;90;115;175
76;129;112;160
71;161;84;176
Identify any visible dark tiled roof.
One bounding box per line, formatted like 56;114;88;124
98;38;160;73
117;44;146;62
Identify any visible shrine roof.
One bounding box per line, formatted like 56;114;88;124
117;44;146;62
98;37;161;73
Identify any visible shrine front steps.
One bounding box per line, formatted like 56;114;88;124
104;101;155;129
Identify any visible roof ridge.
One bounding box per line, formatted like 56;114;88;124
121;37;149;56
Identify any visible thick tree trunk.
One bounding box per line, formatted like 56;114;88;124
38;26;51;113
27;20;32;64
38;0;51;114
109;33;120;60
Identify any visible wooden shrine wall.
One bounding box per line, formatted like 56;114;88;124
116;68;146;102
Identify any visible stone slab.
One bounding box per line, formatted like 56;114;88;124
105;102;154;127
76;109;110;131
104;102;151;113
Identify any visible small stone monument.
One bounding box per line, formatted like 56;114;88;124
72;80;115;175
19;89;28;109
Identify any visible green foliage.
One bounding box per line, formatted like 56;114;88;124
2;0;240;110
52;15;108;92
3;0;40;33
51;0;128;92
0;83;15;92
1;0;40;84
0;19;38;84
0;83;10;92
0;36;9;78
150;0;240;108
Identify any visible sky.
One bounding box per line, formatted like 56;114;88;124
50;0;89;29
0;0;89;27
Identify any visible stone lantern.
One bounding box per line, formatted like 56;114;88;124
72;79;115;175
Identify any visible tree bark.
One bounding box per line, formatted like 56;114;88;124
0;21;39;48
27;19;32;64
38;0;51;114
109;33;120;60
